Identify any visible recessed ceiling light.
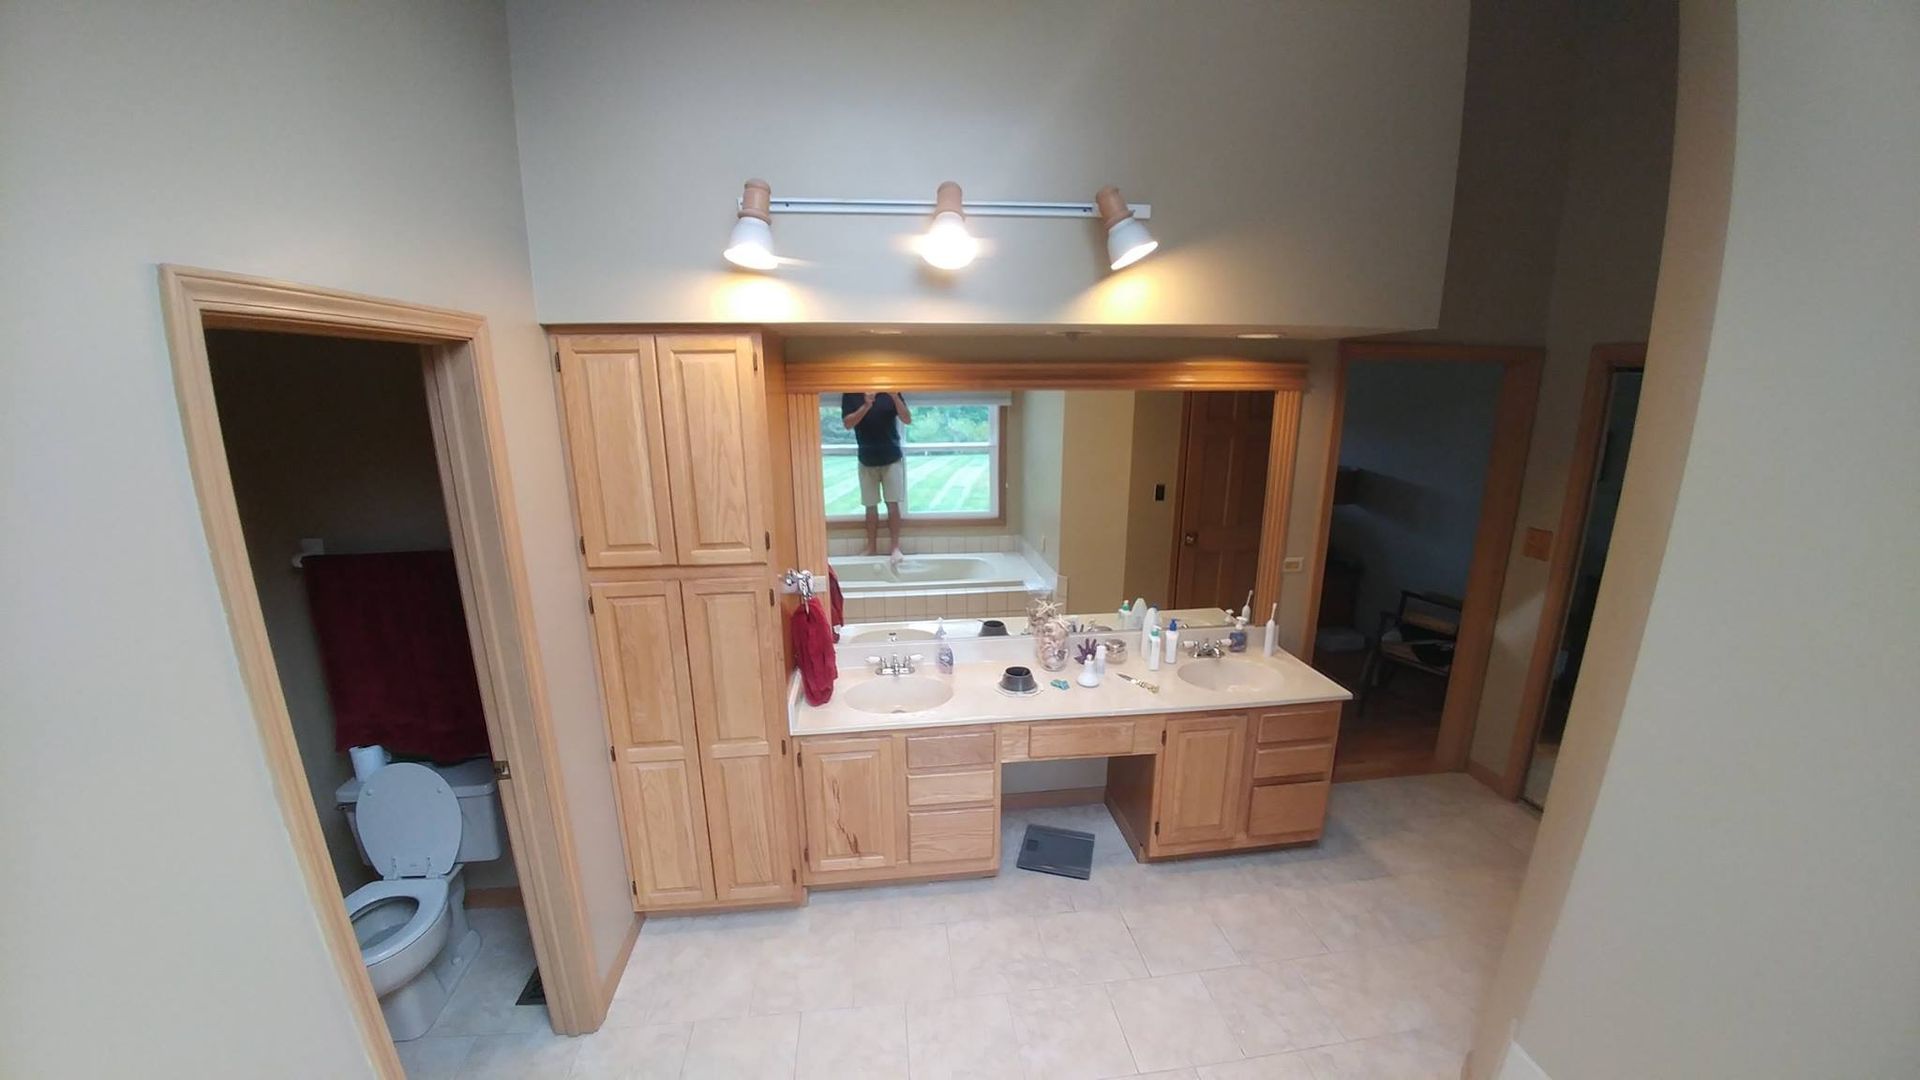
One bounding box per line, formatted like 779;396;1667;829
919;181;979;270
1096;186;1158;271
723;179;778;270
1237;332;1284;340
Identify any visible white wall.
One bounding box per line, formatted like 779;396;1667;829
505;0;1470;332
0;3;628;1075
1472;2;1920;1075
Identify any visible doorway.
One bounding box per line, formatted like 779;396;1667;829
1302;342;1542;781
1507;344;1647;806
1169;391;1273;610
160;267;606;1077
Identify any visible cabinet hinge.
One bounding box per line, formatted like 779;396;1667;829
553;350;561;372
588;595;595;615
764;530;772;551
1153;821;1161;836
491;760;511;781
630;880;637;896
780;738;788;756
791;868;797;884
609;746;615;762
578;536;586;556
803;844;809;862
768;588;775;606
1161;729;1168;746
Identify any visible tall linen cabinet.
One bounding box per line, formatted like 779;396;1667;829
555;333;800;911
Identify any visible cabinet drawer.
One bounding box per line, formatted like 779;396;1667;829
1255;704;1340;745
1027;719;1135;759
906;769;996;808
1252;743;1334;781
1247;780;1330;838
908;807;996;863
905;729;997;770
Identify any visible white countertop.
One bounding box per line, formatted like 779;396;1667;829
789;635;1351;737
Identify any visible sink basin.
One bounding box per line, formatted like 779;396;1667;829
842;675;954;715
844;627;937;644
1177;657;1286;693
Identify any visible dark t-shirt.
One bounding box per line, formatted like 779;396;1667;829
841;393;903;467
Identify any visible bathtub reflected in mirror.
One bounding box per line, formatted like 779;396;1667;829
816;387;1274;640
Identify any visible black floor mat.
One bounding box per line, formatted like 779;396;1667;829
515;969;545;1006
1015;823;1096;880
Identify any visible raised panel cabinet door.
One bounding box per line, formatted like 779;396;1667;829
588;579;714;908
1155;714;1248;850
656;334;770;566
798;736;900;874
556;335;677;568
681;577;796;903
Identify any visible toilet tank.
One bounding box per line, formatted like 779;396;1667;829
335;757;506;867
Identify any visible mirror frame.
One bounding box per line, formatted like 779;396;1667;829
783;352;1310;623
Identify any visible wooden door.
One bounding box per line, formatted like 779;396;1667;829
1172;392;1273;608
656;335;770;566
588;580;714;908
556;335;678;568
798;735;900;874
681;576;797;903
1154;714;1248;850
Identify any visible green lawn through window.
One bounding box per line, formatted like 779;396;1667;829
822;452;993;517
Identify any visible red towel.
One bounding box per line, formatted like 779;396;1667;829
302;551;490;762
827;568;846;629
791;595;838;706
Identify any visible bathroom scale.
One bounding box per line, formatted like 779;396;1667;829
1016;824;1096;880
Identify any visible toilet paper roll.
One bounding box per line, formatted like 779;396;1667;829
349;744;391;783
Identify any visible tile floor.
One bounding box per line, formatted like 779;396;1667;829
398;773;1539;1079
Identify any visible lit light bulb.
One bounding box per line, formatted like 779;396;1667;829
722;179;778;270
920;210;978;270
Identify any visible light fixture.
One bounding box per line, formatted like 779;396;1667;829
723;179;778;270
919;181;980;270
1096;186;1158;271
1237;332;1283;340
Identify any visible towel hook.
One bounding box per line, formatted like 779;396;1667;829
780;568;817;601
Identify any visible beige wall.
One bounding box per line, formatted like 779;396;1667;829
1057;392;1138;612
1016;391;1067;570
209;331;519;895
505;1;1469;333
1121;393;1186;604
1473;2;1920;1075
0;3;628;1075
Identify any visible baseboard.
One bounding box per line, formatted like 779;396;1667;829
1466;759;1506;796
1003;786;1106;810
466;886;524;908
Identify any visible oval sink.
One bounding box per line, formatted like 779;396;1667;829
844;627;938;644
842;675;954;715
1177;657;1286;693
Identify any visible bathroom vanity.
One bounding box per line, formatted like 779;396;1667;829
789;638;1348;888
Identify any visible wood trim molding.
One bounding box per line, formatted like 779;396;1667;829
157;267;607;1072
783;352;1310;394
1002;787;1107;810
1252;389;1305;625
1500;343;1648;798
1303;340;1545;776
786;392;831;580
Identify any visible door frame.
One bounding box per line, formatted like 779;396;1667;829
1500;343;1648;799
1299;341;1543;774
158;266;611;1074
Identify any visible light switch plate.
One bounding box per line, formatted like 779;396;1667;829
1522;527;1553;561
1281;556;1305;573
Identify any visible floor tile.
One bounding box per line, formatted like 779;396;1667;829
1294;1027;1465;1079
566;1022;690;1080
1284;934;1489;1043
431;964;552;1036
1035;909;1150;983
1205;890;1329;964
753;930;860;1015
947;915;1059;995
1007;982;1137;1079
795;1003;907;1080
459;1030;580;1080
906;993;1023;1080
1123;902;1242;976
395;1034;474;1080
682;1013;801;1080
1200;963;1344;1056
1104;972;1244;1072
847;924;954;1006
1279;880;1404;954
1195;1051;1320;1078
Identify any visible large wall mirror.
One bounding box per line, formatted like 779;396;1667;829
783;356;1310;644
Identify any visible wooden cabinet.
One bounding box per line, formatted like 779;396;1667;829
557;336;677;569
682;577;794;904
588;580;713;908
1243;702;1339;845
798;735;901;875
655;335;770;566
1154;714;1248;851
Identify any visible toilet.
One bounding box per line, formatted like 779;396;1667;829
340;762;491;1041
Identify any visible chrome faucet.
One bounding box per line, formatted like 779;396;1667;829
866;653;924;676
1186;638;1228;660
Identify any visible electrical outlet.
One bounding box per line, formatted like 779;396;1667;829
1282;556;1305;573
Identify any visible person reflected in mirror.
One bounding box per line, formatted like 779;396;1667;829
841;391;911;560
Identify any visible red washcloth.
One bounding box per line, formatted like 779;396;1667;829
791;595;838;706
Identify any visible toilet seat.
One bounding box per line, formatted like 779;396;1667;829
355;762;461;880
346;878;451;970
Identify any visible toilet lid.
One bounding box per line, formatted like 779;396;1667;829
355;762;461;879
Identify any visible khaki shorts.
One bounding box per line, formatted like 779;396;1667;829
858;460;906;506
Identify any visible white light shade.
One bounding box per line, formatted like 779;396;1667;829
1106;215;1158;270
921;210;978;270
723;214;777;270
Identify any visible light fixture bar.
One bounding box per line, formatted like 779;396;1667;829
757;197;1151;220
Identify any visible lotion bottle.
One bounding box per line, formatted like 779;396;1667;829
1164;619;1181;663
1146;626;1162;671
1228;615;1249;653
1262;603;1279;656
1141;606;1159;657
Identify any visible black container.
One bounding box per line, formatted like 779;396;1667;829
979;619;1009;637
998;665;1039;694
